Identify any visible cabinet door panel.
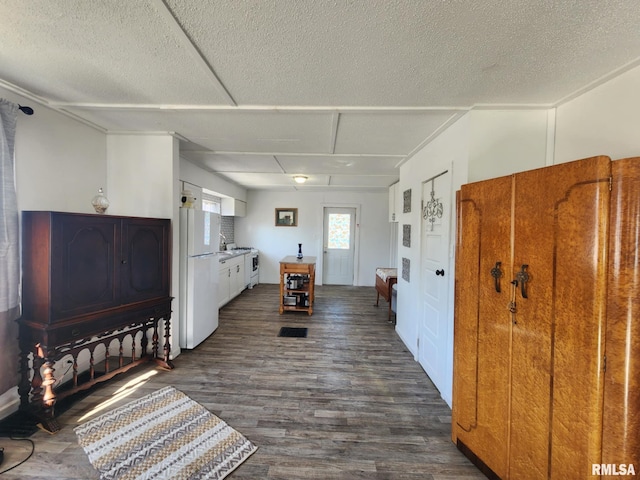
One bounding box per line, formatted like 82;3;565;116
50;214;120;320
233;257;245;296
121;218;170;303
602;158;640;470
218;265;231;307
453;175;512;479
511;156;610;479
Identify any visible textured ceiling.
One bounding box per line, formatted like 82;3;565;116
1;0;639;191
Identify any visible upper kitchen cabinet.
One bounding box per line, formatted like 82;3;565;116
221;198;246;217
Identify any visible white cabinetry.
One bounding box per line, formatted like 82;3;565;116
218;254;246;307
221;198;247;217
389;182;400;222
218;262;231;307
231;255;245;297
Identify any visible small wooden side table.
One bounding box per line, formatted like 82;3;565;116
279;256;316;315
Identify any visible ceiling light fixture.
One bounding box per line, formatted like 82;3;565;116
293;175;308;184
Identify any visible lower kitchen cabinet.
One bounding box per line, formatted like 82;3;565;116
218;254;245;308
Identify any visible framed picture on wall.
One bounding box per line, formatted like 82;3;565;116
275;208;298;226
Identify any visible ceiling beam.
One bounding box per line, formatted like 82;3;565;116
151;0;237;107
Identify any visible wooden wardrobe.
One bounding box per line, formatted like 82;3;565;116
451;155;639;479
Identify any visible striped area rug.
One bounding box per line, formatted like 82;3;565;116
74;386;257;480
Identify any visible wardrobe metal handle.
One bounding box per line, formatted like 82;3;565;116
515;264;530;299
491;261;503;293
435;269;445;276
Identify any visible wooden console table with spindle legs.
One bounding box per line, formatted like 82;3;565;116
18;299;174;433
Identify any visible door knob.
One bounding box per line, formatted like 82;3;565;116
435;269;445;276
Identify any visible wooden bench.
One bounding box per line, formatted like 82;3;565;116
375;267;397;322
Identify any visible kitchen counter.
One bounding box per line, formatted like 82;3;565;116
217;250;248;262
279;255;317;265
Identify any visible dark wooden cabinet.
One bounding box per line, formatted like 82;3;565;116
18;211;173;431
452;156;639;478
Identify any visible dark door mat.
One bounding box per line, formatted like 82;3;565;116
278;327;308;338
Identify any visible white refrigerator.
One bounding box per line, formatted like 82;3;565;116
179;207;220;349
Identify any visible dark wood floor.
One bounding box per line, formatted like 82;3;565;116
0;284;485;479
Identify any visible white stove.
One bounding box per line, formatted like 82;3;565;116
248;249;259;288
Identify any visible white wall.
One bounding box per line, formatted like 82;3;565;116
4;93;107;213
555;64;640;163
106;134;178;218
397;109;550;406
397;115;469;406
235;189;389;286
468;109;550;182
106;134;182;361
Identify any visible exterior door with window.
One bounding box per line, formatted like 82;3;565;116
323;207;356;285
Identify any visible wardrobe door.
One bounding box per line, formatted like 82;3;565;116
510;156;611;479
602;157;640;470
452;175;513;479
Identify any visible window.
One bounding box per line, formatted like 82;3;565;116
201;191;221;246
327;213;351;249
202;198;220;213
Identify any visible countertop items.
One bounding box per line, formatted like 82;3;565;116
279;255;317;265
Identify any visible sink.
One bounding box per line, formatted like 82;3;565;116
217;250;242;261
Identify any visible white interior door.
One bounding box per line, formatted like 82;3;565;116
419;171;452;392
323;207;356;285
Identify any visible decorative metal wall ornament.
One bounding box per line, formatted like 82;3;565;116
402;257;410;282
402;224;411;247
422;179;443;231
403;189;411;213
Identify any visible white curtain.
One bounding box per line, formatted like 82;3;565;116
0;99;19;316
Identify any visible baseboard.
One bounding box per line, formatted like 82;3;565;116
395;325;417;359
0;393;19;421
